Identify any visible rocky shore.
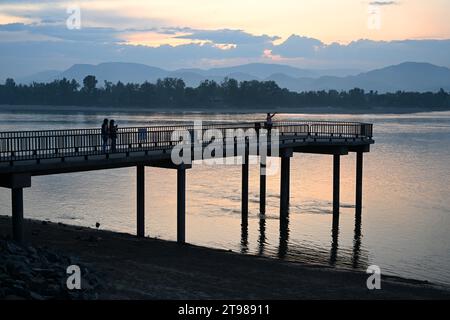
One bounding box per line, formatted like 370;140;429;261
0;237;103;299
0;215;449;300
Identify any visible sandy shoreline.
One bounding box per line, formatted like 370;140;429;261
0;216;449;299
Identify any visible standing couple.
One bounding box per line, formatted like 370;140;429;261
101;119;118;153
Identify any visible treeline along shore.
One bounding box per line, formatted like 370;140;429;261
1;76;450;111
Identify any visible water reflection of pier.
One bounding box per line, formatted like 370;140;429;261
241;205;367;269
243;127;370;268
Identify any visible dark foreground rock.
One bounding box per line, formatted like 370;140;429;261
0;237;103;300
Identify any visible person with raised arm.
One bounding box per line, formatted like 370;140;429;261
265;112;277;131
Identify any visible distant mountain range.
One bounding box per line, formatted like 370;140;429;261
17;62;450;93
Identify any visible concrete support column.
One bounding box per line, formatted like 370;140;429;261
177;166;186;244
12;188;24;243
280;151;291;215
260;156;266;215
355;151;363;217
2;173;31;244
136;164;145;238
241;145;249;253
333;154;340;217
241;148;249;222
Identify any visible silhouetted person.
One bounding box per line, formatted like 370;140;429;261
265;112;276;132
101;118;109;152
109;119;118;152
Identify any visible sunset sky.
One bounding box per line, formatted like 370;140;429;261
1;0;449;44
1;0;450;78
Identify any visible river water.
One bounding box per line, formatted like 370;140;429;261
1;107;449;286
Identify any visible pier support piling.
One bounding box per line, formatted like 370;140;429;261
333;154;340;217
136;164;145;238
242;148;249;221
1;173;31;243
260;157;266;215
280;149;292;216
177;166;186;244
355;151;363;217
12;188;24;243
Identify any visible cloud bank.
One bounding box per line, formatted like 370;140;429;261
1;22;450;80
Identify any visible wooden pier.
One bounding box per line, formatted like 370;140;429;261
0;121;374;244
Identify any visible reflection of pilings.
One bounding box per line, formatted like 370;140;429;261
258;214;266;255
241;216;249;254
329;213;339;266
278;214;289;259
352;206;363;268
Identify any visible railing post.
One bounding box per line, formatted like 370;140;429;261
136;164;145;238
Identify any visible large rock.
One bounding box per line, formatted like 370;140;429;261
0;239;104;300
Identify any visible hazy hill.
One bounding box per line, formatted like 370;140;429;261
264;62;450;92
17;61;450;92
206;63;316;78
345;62;450;92
57;62;167;85
18;70;61;84
18;62;355;86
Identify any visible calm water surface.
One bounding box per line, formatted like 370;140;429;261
1;108;449;286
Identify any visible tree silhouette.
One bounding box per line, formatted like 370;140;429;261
0;77;449;111
82;75;97;94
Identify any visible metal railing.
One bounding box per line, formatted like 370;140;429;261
0;121;373;162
